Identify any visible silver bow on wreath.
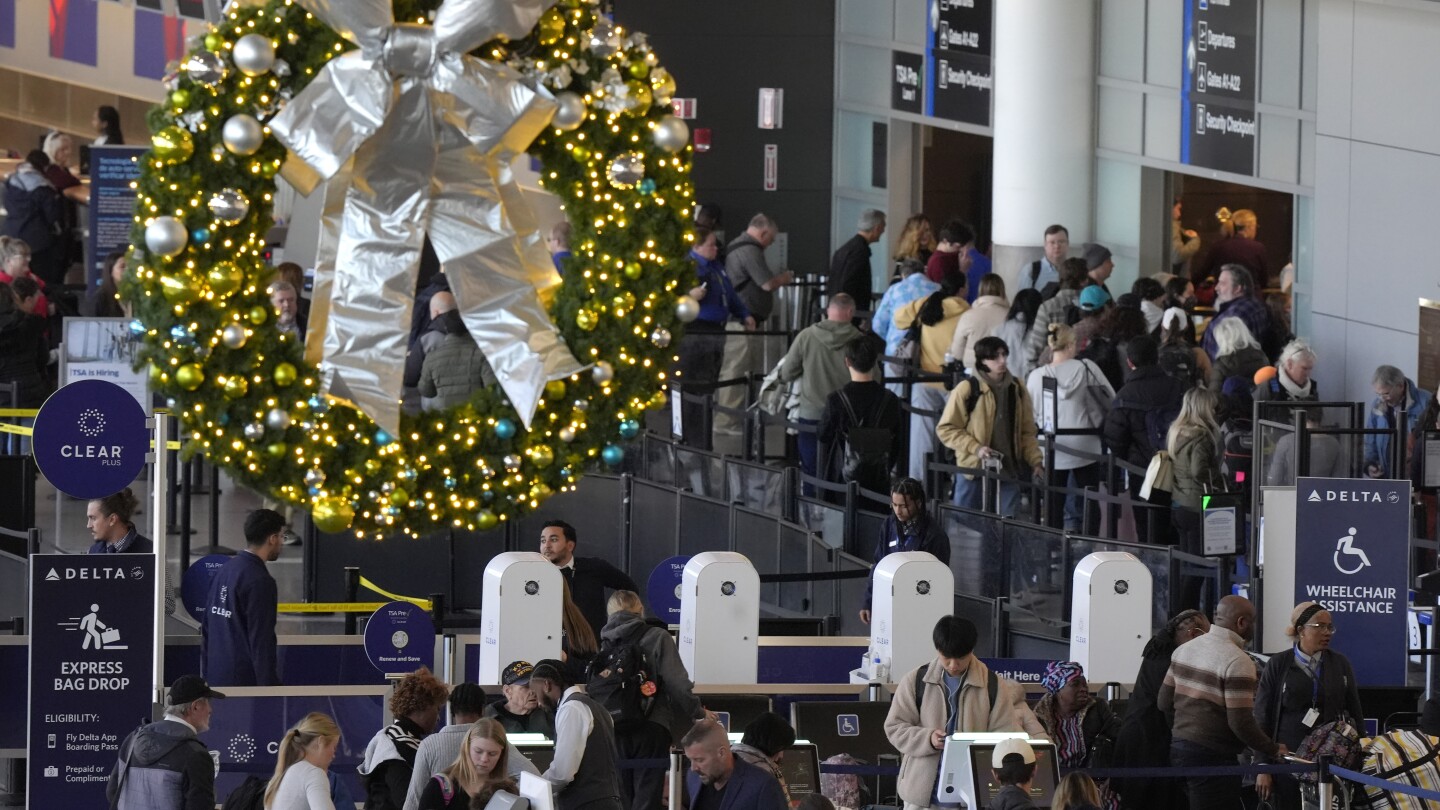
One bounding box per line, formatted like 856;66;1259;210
270;0;584;435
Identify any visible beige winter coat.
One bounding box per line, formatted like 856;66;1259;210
948;295;1010;373
885;656;1024;807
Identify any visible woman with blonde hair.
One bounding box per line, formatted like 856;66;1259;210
889;213;933;281
418;719;518;809
1167;387;1224;607
1054;771;1103;810
266;712;340;809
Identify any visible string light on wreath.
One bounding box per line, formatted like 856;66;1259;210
123;0;694;537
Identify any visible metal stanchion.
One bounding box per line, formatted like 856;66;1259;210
150;410;171;708
668;750;683;810
343;567;361;635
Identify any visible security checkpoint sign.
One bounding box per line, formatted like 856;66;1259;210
363;601;436;675
28;554;156;809
31;378;149;499
647;555;692;623
1295;477;1411;685
181;554;232;622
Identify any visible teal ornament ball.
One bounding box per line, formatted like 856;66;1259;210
601;445;625;466
618;419;640;439
494;418;517;440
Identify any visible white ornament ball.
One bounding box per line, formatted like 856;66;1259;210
144;216;188;258
675;295;700;323
651;327;672;348
265;407;291;430
558;426;577;443
222;114;264;156
592;360;615;385
232;34;276;77
553;92;587;131
607;151;646;189
221;323;247;349
652;115;690;154
243;422;265;441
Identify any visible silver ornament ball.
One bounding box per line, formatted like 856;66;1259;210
222;114;264;156
675;295;700;323
553;92;587;131
221;323;247;349
144;216;188;258
558;426;577;443
652;115;690;154
592;360;615;385
265;407;291;431
503;454;523;472
607;151;646;189
208;188;250;224
184;51;228;86
232;33;276;77
651;327;672;348
587;19;621;56
573;398;590;413
303;468;326;487
243;422;265;441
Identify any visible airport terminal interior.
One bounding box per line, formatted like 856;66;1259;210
4;0;1440;808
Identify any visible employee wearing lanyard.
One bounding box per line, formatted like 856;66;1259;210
1252;601;1365;810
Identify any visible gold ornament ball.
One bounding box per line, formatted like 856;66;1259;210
627;60;650;80
364;458;382;474
206;262;243;296
266;442;287;458
389;489;408;507
248;305;269;326
571;145;591;162
476;509;499;531
148;363;165;385
170;88;191;108
648;389;668;409
651;69;677;100
537;7;565;44
176;363;205;391
623;262;643;280
545;380;567;400
223;375;249;399
530;482;553;500
273;362;297;387
204;31;224;52
531;445;555;468
624;80;653;115
158;274;197;305
312;496;354;534
575;308;598;331
611;291;636;313
152;126;195;164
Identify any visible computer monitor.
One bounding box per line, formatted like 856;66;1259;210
779;743;821;808
936;734;1058;809
511;733;556;774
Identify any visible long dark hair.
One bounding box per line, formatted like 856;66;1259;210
96;251;125;317
918;268;965;327
1005;288;1043;331
96;105;123;144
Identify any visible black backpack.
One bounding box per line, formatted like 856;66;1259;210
1116;398;1180;458
837;391;894;492
221;776;268;810
586;632;659;732
1220;417;1254;489
1158;343;1199;387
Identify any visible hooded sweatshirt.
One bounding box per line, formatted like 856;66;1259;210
106;719;215;810
775;319;861;420
359;716;426;810
1025;358;1115;470
599;611;704;743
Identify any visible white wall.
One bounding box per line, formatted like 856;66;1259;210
1312;0;1440;404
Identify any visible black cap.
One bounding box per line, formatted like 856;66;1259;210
531;658;569;687
169;674;226;704
501;661;534;686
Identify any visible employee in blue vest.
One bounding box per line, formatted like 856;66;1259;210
201;508;284;686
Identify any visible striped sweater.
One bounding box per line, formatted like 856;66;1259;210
1157;626;1279;757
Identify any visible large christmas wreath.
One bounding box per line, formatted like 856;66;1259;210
124;0;694;537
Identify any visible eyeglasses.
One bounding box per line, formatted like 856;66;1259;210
1303;623;1337;634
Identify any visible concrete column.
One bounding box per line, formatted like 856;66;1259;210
990;0;1097;289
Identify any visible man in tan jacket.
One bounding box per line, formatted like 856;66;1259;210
885;615;1025;810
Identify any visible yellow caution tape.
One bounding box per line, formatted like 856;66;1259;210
0;408;38;417
359;576;433;611
0;424;31;436
278;602;388;613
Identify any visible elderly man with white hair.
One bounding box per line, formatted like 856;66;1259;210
827;208;887;311
1253;339;1319;403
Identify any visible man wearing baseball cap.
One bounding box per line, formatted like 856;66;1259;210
483;660;555;737
106;674;225;810
531;658;623;810
989;738;1039;810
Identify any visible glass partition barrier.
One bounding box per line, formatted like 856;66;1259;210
725;457;787;514
1003;521;1067;636
675;445;725;499
733;506;782;606
937;504;1004;599
677;491;733;557
777;522;813;613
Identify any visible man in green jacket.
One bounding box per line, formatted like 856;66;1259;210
776;294;861;479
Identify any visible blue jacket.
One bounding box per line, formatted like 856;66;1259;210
1365;378;1432;477
685;756;788;810
691;250;750;325
201;551;280;686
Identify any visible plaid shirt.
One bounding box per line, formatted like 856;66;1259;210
1355;730;1440;810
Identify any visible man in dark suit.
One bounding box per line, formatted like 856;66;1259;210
683;719;788;810
539;520;638;638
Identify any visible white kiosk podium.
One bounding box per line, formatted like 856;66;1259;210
479;552;563;685
679;552;760;684
1070;552;1152;684
937;733;1059;809
852;551;953;683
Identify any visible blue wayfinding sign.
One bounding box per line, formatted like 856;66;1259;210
647;555;691;623
86;146;146;292
1295;477;1411;685
363;601;436;675
28;553;156;808
32;378;149;499
182;554;232;622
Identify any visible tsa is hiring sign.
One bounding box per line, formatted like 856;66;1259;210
28;555;155;808
1295;477;1410;685
31;379;149;499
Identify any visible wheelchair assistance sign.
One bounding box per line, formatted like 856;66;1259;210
27;554;155;809
1295;477;1410;685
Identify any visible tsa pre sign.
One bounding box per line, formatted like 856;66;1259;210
28;554;156;808
1295;477;1410;685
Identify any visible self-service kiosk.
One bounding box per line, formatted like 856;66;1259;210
852;551;953;683
1070;552;1151;684
479;552;563;685
679;552;759;683
937;733;1059;809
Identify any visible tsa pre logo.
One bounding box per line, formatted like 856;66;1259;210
31;379;149;499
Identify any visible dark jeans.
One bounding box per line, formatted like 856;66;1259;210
1170;739;1242;810
616;721;671;810
797;418;820;479
1126;473;1174;545
1172;506;1206;610
674;323;727;451
1044;463;1102;535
